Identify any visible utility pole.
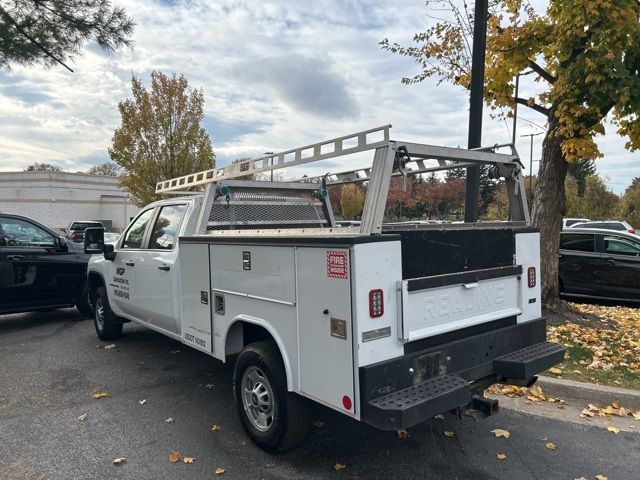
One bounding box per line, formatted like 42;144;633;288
464;0;488;223
512;74;519;145
521;132;543;192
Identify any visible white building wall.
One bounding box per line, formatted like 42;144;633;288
0;171;139;232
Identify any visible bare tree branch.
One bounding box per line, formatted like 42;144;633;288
516;97;550;116
528;60;556;84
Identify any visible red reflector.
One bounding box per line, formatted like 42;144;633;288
342;395;352;410
368;289;384;318
629;229;636;234
527;267;536;288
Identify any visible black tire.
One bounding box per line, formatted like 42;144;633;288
93;286;123;340
75;283;93;318
233;341;310;452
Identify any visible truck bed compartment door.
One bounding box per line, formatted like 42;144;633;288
400;267;522;342
297;247;355;415
179;243;213;353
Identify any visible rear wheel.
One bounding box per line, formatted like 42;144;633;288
93;286;123;340
233;341;310;452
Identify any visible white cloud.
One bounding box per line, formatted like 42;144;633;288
0;0;637;193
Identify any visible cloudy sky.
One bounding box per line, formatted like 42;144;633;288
0;0;637;192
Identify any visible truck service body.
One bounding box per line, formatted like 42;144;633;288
84;126;564;451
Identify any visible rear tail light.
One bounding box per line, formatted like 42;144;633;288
628;229;636;235
71;231;77;241
369;289;384;317
527;267;536;288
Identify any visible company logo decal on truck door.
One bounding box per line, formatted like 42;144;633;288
327;250;348;279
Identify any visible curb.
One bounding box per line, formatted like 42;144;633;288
536;375;640;410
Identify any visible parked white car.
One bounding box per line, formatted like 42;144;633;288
569;220;636;236
563;218;590;228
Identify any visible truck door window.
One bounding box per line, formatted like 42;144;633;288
559;233;595;252
121;209;154;249
148;205;187;250
603;235;640;256
0;218;54;248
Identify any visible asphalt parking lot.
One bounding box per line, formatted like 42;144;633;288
1;309;638;480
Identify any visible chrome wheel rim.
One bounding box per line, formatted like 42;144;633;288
241;366;275;432
95;298;105;331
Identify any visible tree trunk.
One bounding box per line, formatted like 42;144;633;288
531;115;567;309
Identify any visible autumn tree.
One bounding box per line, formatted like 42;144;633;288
109;71;215;206
382;0;640;306
386;178;418;220
340;184;365;220
25;162;62;172
0;0;134;71
619;178;640;228
416;178;466;219
86;161;120;176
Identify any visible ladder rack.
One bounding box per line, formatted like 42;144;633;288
156;125;391;193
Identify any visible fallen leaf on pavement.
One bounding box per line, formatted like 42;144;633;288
169;451;180;463
496;453;506;460
575;477;588;480
595;476;608;480
607;426;620;435
313;420;325;428
205;384;215;389
490;428;510;438
139;399;147;405
169;350;181;354
104;344;116;350
36;475;45;480
92;392;110;400
549;367;562;375
434;414;444;420
183;456;195;464
112;457;126;465
545;442;556;450
443;431;455;437
77;414;87;421
397;429;410;439
164;417;174;423
211;424;222;432
266;464;275;468
215;467;225;475
333;463;346;471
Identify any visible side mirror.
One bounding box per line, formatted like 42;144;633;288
103;244;116;261
56;236;69;252
84;227;105;254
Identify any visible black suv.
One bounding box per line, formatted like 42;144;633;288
0;214;93;316
64;220;104;243
559;228;640;303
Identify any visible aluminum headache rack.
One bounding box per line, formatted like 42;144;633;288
157;125;530;235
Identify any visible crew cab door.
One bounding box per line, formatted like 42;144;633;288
0;216;82;312
134;204;187;334
110;208;155;316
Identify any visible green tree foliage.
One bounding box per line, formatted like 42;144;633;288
340;184;365;220
619;178;640;228
565;174;620;219
0;0;134;71
109;71;215;207
567;159;596;196
86;161;120;176
382;0;640;305
24;162;62;172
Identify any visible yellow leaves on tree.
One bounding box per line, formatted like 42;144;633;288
339;184;365;221
109;71;216;207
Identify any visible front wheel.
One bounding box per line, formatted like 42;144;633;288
93;286;123;340
233;341;310;452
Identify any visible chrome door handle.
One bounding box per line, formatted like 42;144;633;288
125;261;135;267
158;264;170;271
6;255;24;261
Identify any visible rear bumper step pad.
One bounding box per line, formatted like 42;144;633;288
364;341;565;430
494;341;566;380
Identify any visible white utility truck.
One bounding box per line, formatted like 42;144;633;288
83;126;564;452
